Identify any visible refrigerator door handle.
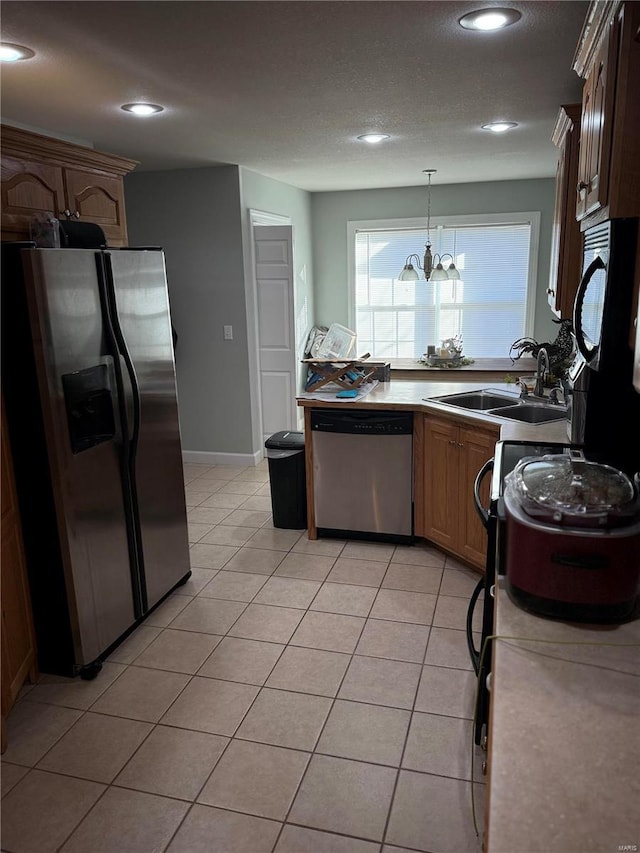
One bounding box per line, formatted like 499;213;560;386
117;355;137;445
95;253;147;614
102;259;142;458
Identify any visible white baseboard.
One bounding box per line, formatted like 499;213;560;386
183;449;264;467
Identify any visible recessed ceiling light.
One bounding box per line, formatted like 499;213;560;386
482;121;518;133
0;43;35;62
121;103;164;116
459;8;522;31
357;133;390;144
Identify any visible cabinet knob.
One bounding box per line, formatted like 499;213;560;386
547;288;554;295
577;180;588;193
457;442;464;448
481;760;488;776
448;440;456;445
73;211;81;219
481;735;488;751
63;209;72;218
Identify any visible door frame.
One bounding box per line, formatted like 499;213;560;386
246;209;292;458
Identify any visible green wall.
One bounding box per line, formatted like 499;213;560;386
311;178;558;348
125;170;558;456
125;165;313;457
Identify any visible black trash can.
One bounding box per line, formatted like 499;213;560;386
265;430;307;529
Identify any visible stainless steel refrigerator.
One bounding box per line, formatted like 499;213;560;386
2;244;191;678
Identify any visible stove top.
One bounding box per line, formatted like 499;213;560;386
491;439;573;503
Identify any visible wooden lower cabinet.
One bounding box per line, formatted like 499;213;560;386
1;402;38;751
422;414;499;570
420;416;459;552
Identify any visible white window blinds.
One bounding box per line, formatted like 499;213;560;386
353;218;535;359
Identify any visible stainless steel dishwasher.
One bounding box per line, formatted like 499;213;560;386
310;409;413;542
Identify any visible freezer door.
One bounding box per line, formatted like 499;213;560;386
106;250;190;609
22;249;136;665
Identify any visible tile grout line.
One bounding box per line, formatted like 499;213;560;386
51;683;476;733
47;477;265;853
159;525;325;853
379;558;439;851
49;543;292;851
267;558;382;852
6;475;483;852
157;523;334;851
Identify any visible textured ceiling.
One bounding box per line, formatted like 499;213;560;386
0;1;588;191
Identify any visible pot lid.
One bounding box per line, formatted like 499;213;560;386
507;450;637;526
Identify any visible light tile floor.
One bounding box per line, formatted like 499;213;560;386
1;460;486;853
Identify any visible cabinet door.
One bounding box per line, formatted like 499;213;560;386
1;404;37;732
63;168;128;245
0;156;66;241
547;148;566;315
577;34;615;221
457;424;498;570
423;416;459;552
548;106;583;319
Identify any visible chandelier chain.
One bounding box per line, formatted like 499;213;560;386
397;169;459;283
426;171;432;245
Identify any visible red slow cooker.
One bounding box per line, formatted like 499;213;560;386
503;450;640;622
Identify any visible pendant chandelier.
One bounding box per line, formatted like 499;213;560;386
397;169;461;282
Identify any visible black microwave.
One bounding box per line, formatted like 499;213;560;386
573;219;637;372
568;218;640;475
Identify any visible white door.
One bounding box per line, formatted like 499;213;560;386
253;225;297;441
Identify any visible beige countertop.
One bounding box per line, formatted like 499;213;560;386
487;579;640;853
297;379;570;442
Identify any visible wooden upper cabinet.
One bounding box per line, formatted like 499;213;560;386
574;1;640;227
0;156;66;242
548;105;583;319
64;169;128;246
0;125;137;246
576;35;614;221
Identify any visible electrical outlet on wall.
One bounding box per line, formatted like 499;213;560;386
223;325;233;341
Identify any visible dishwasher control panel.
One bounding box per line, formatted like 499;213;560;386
310;409;413;435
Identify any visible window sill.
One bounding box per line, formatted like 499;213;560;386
387;357;537;380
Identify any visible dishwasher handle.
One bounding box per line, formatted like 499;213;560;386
310;409;413;435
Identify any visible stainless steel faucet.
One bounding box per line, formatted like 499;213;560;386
534;347;550;397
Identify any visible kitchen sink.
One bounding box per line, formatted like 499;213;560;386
427;387;568;424
430;390;520;410
490;404;567;423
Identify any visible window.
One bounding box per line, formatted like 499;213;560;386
349;212;539;359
